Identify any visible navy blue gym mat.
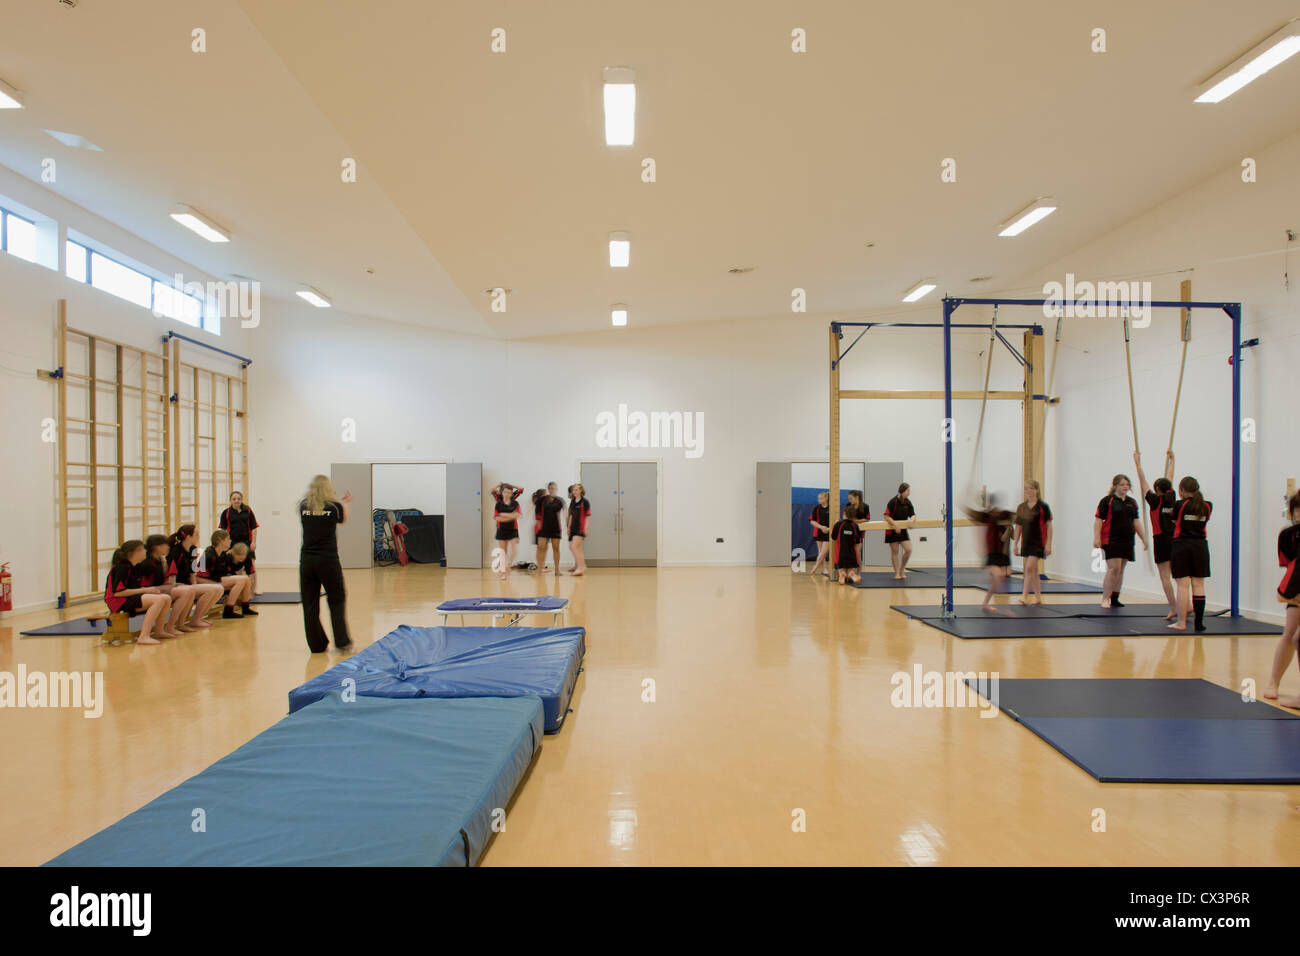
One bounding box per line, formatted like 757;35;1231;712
45;693;544;866
892;603;1282;638
851;567;1101;592
250;591;302;604
20;616;142;637
963;678;1300;784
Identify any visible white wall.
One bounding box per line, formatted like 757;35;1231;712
371;463;446;515
1005;126;1300;620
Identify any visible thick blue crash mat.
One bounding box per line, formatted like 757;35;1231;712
287;625;586;733
45;693;543;866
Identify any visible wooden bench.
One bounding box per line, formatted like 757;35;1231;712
87;611;133;645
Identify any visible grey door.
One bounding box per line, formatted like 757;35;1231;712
445;462;482;568
330;462;372;569
617;462;658;567
863;461;904;567
580;462;619;567
756;461;792;566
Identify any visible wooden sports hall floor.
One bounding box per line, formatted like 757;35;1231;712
2;564;1297;866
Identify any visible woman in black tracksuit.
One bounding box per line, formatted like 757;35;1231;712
299;474;352;653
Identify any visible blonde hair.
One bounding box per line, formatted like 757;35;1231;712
304;474;338;514
231;541;249;557
573;483;585;498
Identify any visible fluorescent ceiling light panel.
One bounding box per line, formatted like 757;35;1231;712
44;129;103;151
296;286;331;308
0;77;23;109
998;198;1057;237
609;231;631;267
169;203;230;243
1195;19;1300;103
902;280;937;303
611;303;628;326
603;67;636;145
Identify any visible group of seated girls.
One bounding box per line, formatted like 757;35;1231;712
103;525;258;645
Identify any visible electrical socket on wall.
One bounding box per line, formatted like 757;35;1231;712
716;538;724;543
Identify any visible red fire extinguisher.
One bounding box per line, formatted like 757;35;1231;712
0;563;12;613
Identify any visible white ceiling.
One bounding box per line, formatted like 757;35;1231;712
1;0;1297;339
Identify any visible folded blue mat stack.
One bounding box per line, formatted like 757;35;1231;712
287;624;586;733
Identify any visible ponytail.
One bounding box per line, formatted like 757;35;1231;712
211;529;230;547
114;539;144;567
1179;476;1207;517
169;523;196;548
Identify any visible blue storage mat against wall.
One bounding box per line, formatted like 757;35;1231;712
45;693;543;866
287;625;586;732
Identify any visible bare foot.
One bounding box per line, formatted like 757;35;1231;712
136;634;161;645
188;619;213;628
176;624;197;633
1263;685;1279;700
571;570;584;577
1100;600;1112;609
160;628;184;639
1277;696;1300;709
1167;622;1187;631
1163;612;1177;621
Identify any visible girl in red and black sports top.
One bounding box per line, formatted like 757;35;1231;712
831;510;864;585
567;483;591;576
1167;476;1211;632
533;482;565;575
809;491;832;578
1093;473;1146;609
104;539;173;645
218;491;260;595
883;483;915;580
1264;493;1300;706
196;530;255;618
1134;450;1179;618
1013;480;1053;605
963;496;1014;608
493;485;522;581
165;524;224;629
135;534;203;636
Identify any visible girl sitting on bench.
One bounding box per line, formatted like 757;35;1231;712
106;539;173;645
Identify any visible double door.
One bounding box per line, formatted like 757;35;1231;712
580;462;658;567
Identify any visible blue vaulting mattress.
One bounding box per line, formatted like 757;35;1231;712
45;693;543;866
437;596;568;612
288;625;586;733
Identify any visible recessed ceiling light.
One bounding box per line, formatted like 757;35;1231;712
727;266;754;274
902;279;937;303
296;286;331;308
0;77;23;110
1195;18;1300;103
611;303;628;327
609;231;631;268
44;129;103;151
603;67;636;146
169;203;230;243
998;198;1057;237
